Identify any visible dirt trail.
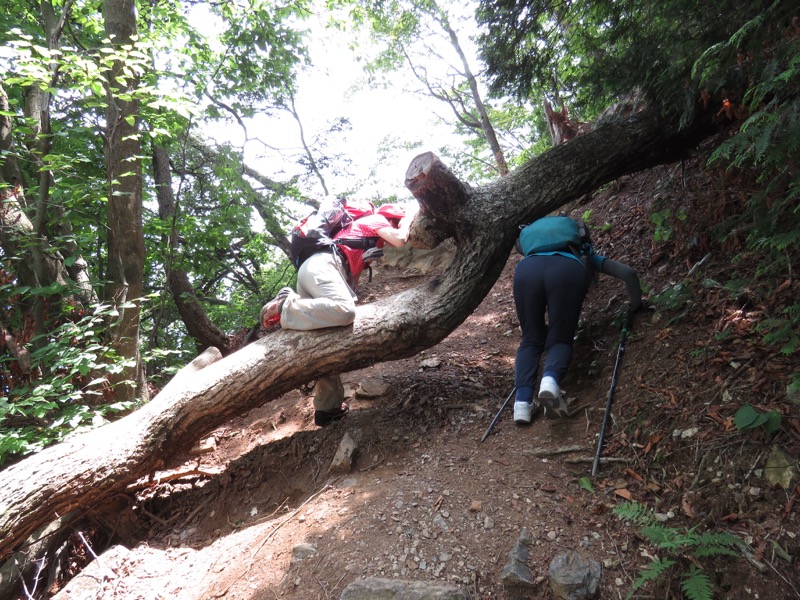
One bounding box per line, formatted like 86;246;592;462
53;163;800;600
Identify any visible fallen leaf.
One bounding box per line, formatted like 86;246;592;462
772;541;793;563
625;468;644;482
682;496;696;518
642;434;661;454
614;488;633;500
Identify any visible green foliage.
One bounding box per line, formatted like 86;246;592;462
649;283;692;312
0;302;138;466
614;501;742;599
649;195;688;243
631;557;677;595
477;0;776;118
694;3;800;361
681;564;714;600
734;403;781;434
757;310;800;356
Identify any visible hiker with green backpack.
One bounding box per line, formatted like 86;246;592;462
260;198;416;427
512;214;643;424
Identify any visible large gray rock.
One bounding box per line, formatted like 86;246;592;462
339;577;466;599
548;550;601;600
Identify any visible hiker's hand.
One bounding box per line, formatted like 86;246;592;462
626;300;653;327
362;246;384;264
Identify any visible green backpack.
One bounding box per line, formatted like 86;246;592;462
516;216;591;256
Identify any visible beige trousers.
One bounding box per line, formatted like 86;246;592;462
280;250;356;411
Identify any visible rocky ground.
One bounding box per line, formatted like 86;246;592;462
45;158;800;599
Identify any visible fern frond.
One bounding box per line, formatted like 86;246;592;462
640;524;675;547
692;545;739;559
691;531;742;548
613;501;653;526
631;557;677;593
681;564;714;600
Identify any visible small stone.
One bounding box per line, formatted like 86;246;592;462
291;542;318;563
420;357;442;369
329;433;358;474
189;436;216;455
681;427;700;439
355;377;390;398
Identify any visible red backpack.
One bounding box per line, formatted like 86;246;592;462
288;198;377;268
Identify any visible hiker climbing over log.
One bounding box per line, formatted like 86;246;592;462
260;198;418;426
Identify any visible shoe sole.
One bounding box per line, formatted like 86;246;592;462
539;393;570;419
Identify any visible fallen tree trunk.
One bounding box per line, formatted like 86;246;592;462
0;107;716;560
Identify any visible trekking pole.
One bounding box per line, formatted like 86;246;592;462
591;314;632;476
480;387;516;443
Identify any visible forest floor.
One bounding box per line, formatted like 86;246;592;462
52;158;799;599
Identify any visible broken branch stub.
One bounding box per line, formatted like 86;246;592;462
405;152;470;224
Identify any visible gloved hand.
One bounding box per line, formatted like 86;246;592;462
362;246;384;265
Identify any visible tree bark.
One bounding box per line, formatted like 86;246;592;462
103;0;145;401
0;107;716;560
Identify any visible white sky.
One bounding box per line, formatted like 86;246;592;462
205;8;475;203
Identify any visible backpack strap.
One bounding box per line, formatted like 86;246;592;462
334;236;379;250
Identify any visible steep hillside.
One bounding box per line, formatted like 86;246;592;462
41;155;799;600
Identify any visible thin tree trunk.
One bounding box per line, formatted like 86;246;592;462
152;145;233;354
439;13;509;176
0;82;71;295
104;0;145;401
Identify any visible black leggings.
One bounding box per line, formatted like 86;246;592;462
513;254;592;392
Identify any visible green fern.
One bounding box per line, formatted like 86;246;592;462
614;499;652;524
628;557;677;597
681;564;714;600
614;502;743;598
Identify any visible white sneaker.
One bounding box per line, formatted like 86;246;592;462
513;401;537;425
538;376;569;418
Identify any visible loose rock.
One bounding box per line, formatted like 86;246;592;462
330;433;358;474
500;528;536;589
548;550;601;600
355;378;390;399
